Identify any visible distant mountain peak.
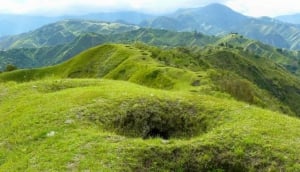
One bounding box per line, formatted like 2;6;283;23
204;3;232;9
172;3;247;20
201;3;246;16
276;13;300;24
175;3;233;13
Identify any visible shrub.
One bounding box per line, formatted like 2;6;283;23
5;64;17;72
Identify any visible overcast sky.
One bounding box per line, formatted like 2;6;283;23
0;0;299;17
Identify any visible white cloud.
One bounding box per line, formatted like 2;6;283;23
0;0;299;17
0;0;227;15
225;0;300;17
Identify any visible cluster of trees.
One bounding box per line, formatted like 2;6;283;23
0;64;18;73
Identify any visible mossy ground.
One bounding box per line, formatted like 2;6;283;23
1;44;300;171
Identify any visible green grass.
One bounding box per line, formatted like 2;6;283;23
1;79;300;171
0;44;199;91
215;33;300;76
1;43;300;171
2;28;300;79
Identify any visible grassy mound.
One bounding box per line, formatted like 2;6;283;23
113;97;202;139
0;44;198;90
78;97;205;139
1;43;299;117
134;44;300;116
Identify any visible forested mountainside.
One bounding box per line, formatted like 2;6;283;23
2;27;300;76
142;3;300;50
0;20;139;49
2;3;300;50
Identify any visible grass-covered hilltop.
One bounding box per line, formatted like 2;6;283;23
1;43;300;171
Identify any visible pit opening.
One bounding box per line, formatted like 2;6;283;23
113;97;206;139
146;128;169;139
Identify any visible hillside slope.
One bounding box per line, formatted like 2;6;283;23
1;44;300;171
142;3;300;50
0;33;108;70
215;33;300;75
0;44;199;90
276;13;300;24
0;11;153;37
3;27;300;78
0;28;217;71
2;43;300;115
0;20;139;49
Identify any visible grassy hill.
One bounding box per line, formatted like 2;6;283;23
0;44;198;90
0;20;139;49
0;32;108;70
132;43;300;115
215;33;300;76
3;27;300;78
0;28;217;71
1;44;300;171
2;43;300;115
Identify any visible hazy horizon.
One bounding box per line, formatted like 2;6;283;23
0;0;299;17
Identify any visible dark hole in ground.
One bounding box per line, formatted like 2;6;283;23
112;98;206;139
145;128;169;139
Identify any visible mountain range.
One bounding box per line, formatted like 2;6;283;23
276;13;300;24
1;20;300;76
0;20;139;49
2;3;300;50
0;12;154;37
142;3;300;50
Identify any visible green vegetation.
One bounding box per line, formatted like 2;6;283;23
4;64;17;72
1;3;300;171
215;33;300;76
0;28;217;71
135;43;300;115
2;43;300;115
2;27;300;80
142;3;300;50
0;19;139;49
1;43;300;171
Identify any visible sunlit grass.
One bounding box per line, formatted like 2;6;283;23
1;44;300;171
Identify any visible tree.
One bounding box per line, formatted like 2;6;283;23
5;64;17;72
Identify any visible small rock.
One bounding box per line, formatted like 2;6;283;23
161;139;169;144
65;119;74;124
47;131;56;137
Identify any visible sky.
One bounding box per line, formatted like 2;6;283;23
0;0;299;17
